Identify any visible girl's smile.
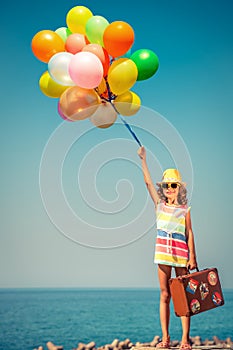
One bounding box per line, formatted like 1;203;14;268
162;183;179;204
166;190;176;195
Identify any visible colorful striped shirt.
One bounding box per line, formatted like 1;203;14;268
154;201;190;267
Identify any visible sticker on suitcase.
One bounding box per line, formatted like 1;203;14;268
208;271;218;286
186;278;199;294
212;292;223;306
190;299;200;314
200;282;209;300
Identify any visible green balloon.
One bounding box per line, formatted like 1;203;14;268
86;15;109;46
55;27;72;42
130;49;159;81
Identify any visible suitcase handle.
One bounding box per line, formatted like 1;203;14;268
176;267;200;279
187;267;199;274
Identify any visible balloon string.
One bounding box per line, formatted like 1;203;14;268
100;78;142;147
119;115;142;147
105;77;115;102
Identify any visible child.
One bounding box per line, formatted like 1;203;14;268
137;146;197;350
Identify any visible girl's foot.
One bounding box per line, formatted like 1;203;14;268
156;337;171;349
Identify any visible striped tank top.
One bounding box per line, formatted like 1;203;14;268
154;201;190;267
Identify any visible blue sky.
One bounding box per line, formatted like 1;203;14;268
1;0;233;288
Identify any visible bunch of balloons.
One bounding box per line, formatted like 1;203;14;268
31;5;159;128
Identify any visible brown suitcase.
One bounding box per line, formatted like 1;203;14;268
169;268;224;317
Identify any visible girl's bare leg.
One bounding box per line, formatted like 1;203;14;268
175;267;190;345
158;264;172;342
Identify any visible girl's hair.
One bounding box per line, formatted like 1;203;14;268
157;184;188;205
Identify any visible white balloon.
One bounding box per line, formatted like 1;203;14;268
48;52;75;86
90;101;117;128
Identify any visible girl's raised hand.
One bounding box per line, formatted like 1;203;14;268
137;146;146;159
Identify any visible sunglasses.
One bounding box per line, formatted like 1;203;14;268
161;183;180;189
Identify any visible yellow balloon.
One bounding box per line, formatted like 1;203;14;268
96;77;107;96
114;90;141;116
66;6;93;34
108;58;138;95
39;71;70;98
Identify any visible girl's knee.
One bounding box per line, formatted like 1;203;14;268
160;288;171;303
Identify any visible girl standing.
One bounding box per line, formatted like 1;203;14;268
137;146;197;350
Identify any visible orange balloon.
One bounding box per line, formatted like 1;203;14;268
103;21;134;58
31;30;65;63
59;86;101;121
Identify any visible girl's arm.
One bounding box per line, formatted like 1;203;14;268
137;146;159;206
185;210;198;270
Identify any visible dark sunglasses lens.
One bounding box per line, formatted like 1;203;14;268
161;183;178;189
171;183;178;188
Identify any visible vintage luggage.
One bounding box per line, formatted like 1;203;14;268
169;268;224;317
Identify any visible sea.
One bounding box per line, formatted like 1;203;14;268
0;288;232;350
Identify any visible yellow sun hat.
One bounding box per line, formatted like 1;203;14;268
157;168;186;186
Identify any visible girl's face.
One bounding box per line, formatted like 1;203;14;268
161;183;180;203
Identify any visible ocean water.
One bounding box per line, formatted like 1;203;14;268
0;288;232;350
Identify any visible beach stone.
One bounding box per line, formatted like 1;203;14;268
170;340;179;347
150;336;160;347
38;347;44;350
104;345;112;350
193;336;202;346
120;339;131;349
111;339;120;348
46;342;63;350
203;339;215;346
213;336;221;345
86;341;96;350
135;342;144;347
132;347;156;350
77;343;86;350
